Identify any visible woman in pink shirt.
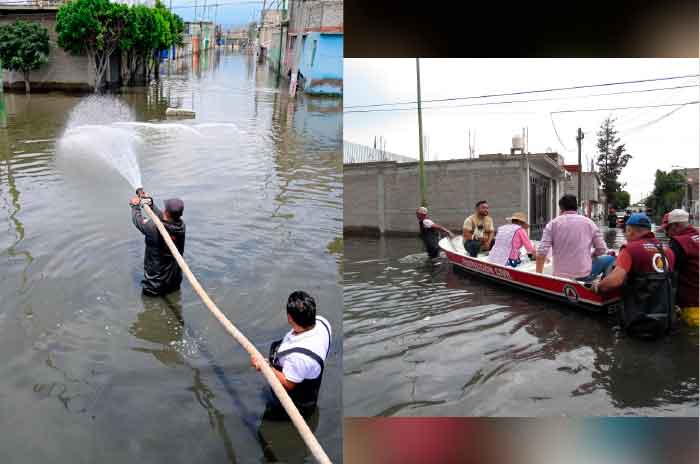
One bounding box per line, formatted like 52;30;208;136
487;212;536;267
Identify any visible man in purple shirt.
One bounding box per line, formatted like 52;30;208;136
536;194;615;281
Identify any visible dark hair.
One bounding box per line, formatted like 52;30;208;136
475;200;488;208
558;194;577;212
164;198;184;221
286;291;316;328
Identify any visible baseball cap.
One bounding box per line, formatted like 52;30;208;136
626;213;652;228
164;198;184;219
667;208;689;224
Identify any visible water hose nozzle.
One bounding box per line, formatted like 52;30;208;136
136;187;145;197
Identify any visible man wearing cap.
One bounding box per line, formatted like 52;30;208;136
536;194;613;280
487;212;535;267
593;213;676;336
130;192;186;296
663;209;699;327
416;207;454;259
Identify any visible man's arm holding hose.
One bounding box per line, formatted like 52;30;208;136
130;194;159;240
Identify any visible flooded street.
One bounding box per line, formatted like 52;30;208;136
0;50;342;462
344;229;698;417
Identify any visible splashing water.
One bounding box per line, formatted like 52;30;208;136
57;96;143;189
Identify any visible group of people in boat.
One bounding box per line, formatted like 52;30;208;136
416;193;699;333
130;190;331;419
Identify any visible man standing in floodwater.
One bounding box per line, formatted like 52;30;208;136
251;291;332;419
416;206;454;259
130;191;186;296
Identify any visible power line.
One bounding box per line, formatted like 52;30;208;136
550;100;698;152
172;1;262;9
344;74;700;110
343;84;699;114
550;101;699;114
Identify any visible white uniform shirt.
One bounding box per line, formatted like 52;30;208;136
277;316;332;383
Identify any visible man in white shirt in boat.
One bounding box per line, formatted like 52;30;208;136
251;291;332;419
416;206;454;259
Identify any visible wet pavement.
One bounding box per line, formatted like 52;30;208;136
343;228;698;417
0;49;342;462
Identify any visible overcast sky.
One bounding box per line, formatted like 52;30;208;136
344;59;700;203
168;0;261;28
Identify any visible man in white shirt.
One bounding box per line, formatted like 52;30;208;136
416;206;454;259
252;291;332;418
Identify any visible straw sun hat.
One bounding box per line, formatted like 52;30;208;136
506;212;529;225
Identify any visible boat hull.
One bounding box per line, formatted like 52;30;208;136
439;238;621;312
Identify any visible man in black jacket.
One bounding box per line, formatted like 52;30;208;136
130;191;186;296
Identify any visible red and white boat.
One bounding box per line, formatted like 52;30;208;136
439;236;621;311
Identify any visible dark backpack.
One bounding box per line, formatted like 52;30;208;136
619;243;675;339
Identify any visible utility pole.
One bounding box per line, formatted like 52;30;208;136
577;127;584;212
289;2;308;97
416;58;426;207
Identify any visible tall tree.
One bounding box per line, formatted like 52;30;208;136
120;5;159;85
56;0;129;92
646;169;686;221
0;21;50;93
595;117;632;206
612;190;631;209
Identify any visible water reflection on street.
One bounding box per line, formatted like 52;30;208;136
344;228;698;417
0;49;341;462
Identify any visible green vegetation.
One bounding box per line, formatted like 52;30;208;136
645;169;688;221
595;117;632;209
610;190;631;210
56;0;184;91
0;21;50;93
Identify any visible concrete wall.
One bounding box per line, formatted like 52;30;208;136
298;32;342;95
344;159;526;235
0;11;93;91
564;171;600;203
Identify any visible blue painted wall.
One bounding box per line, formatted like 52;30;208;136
298;32;343;95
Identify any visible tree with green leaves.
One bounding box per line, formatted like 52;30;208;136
611;190;631;209
56;0;129;92
120;4;159;85
0;20;50;93
595;117;632;209
645;169;687;221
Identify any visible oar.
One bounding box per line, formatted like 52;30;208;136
136;194;331;464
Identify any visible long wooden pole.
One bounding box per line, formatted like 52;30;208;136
141;203;332;464
416;58;426;207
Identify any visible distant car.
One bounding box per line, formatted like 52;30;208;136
616;212;626;227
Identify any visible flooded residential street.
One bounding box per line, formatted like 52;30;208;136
343;229;699;417
0;50;342;462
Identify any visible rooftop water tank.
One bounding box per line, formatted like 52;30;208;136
512;135;523;151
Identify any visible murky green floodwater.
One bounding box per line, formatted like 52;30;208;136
344;228;698;417
0;50;342;462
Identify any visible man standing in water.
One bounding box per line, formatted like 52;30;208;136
130;190;186;296
252;291;332;419
416;207;454;259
